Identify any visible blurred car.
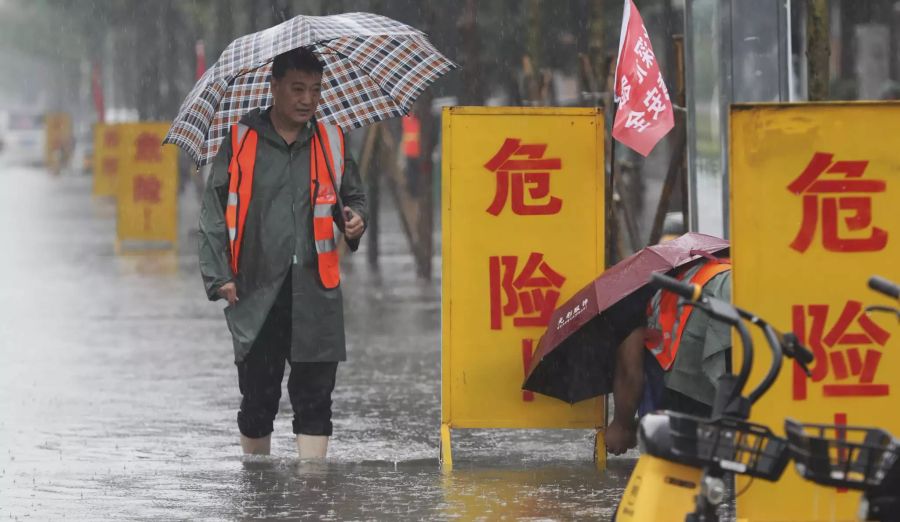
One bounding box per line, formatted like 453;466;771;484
0;110;46;166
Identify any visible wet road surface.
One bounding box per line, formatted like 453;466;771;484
0;165;635;520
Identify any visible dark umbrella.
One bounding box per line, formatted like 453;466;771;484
522;233;730;404
164;12;457;166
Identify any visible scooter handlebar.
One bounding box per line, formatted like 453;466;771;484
868;275;900;300
650;272;701;301
782;332;814;366
648;271;817;411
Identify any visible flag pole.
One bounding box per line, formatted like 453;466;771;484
606;0;629;265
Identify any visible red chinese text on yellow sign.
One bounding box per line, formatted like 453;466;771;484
93;123;124;197
116;122;178;249
441;107;606;468
731;102;900;521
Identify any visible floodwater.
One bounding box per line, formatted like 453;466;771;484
0;163;635;520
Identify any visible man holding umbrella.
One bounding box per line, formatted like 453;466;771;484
169;12;455;459
198;47;367;459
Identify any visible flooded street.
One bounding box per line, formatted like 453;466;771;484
2;1;897;520
0;165;633;520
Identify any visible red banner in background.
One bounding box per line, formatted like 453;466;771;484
612;0;674;156
195;40;207;81
92;62;105;124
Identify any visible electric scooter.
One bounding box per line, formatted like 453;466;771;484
615;274;900;521
616;271;814;521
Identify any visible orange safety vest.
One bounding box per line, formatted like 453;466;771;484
644;258;732;370
401;114;421;159
225;121;345;289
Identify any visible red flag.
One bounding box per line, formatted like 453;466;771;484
195;40;207;81
612;0;674;156
91;62;105;124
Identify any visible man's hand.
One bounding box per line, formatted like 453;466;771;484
217;281;239;306
343;206;365;241
607;327;645;456
606;417;638;456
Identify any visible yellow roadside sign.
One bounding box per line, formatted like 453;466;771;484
93;123;124;197
441;107;606;470
115;122;178;251
731;102;900;521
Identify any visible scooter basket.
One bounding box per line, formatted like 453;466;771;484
785;418;900;490
664;412;791;481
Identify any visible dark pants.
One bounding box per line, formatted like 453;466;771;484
639;355;712;418
236;274;339;438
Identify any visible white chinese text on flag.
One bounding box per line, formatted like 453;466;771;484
613;0;675;156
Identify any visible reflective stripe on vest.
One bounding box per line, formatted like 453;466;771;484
225;123;256;274
310;122;344;289
645;258;732;371
224;121;345;289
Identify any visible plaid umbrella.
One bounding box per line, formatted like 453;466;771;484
164;12;457;166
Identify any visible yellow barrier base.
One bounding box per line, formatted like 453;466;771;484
440;424;453;472
593;428;606;471
439;423;608;473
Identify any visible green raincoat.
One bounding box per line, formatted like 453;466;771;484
198;108;368;363
658;270;732;406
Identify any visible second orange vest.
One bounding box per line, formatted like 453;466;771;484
224;121;345;289
644;258;732;370
401;114;421;158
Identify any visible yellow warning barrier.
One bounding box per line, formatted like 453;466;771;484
731;102;900;521
115;122;178;251
441;107;607;469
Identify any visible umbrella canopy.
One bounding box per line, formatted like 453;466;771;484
522;233;730;404
164;12;457;166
